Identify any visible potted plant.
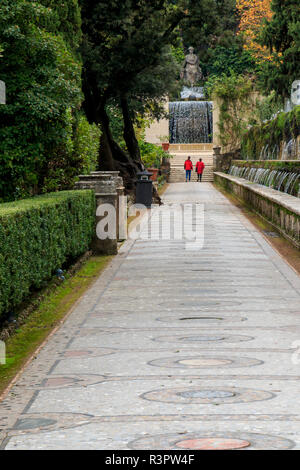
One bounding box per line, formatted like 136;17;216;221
149;168;159;181
159;136;170;152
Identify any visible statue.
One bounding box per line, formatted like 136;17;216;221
181;47;202;86
291;79;300;106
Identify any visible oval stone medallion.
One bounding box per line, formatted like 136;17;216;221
129;432;294;450
141;386;274;404
153;334;253;344
148;355;263;369
176;438;250;450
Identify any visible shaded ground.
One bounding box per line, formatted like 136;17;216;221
0;182;300;450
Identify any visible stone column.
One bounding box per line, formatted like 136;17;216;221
75;171;125;255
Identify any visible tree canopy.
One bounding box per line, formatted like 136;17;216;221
0;0;98;201
0;0;298;200
259;0;300;97
179;0;255;77
80;0;187;185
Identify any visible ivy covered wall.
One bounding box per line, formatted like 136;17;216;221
241;106;300;160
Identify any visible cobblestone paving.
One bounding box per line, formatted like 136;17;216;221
1;182;300;450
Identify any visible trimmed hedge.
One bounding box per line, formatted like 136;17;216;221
0;190;96;321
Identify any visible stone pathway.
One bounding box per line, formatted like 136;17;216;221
1;182;300;450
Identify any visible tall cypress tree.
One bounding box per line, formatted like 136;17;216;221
259;0;300;97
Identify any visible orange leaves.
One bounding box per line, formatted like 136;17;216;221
236;0;273;61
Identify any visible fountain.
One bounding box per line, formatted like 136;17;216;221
169;101;213;144
229;165;300;198
169;48;213;144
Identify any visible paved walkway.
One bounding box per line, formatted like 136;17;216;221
1;183;300;450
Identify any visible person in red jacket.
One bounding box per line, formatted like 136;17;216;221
184;156;193;182
196;158;205;182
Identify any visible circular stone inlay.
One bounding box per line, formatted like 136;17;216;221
160;300;241;308
148;355;263;369
179;358;232;367
153;334;254;344
180;317;223;321
179;390;235;399
181;335;225;341
141;386;274;405
129;432;295;450
157;315;247;324
176;438;250;450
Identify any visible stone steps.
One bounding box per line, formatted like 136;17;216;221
169;143;214;152
167;143;215;182
169;152;214;182
169;168;214;183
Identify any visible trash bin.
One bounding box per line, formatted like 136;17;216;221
136;170;153;208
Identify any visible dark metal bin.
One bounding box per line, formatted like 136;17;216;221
136;170;153;208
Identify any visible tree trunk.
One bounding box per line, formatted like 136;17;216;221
120;96;142;166
98;105;140;190
98;107;116;171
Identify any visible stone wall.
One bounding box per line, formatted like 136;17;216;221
144;100;169;144
213;147;241;172
214;172;300;249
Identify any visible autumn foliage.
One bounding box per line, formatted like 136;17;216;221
236;0;273;60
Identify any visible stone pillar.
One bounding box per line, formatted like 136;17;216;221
74;171;126;255
160;157;171;182
90;172;126;241
213;146;221;171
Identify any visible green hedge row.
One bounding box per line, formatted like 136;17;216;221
0;190;96;321
241;105;300;160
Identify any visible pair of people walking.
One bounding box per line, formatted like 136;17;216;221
184;156;205;182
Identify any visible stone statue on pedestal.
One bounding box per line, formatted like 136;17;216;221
180;47;202;86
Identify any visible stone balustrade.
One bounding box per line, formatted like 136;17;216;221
214;171;300;248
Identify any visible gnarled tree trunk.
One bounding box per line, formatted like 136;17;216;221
120;95;142;166
98;105;140;190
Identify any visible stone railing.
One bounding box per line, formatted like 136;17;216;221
214;171;300;248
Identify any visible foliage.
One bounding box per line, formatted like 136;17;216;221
171;42;186;65
180;0;254;77
80;0;187;177
251;91;284;124
81;0;184;101
233;159;300;172
258;0;300;97
0;0;90;201
38;0;82;53
236;0;273;61
126;46;181;120
206;45;255;77
139;139;169;169
206;72;256;150
72;114;101;175
0;190;96;321
241;105;300;160
106;103;125;148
